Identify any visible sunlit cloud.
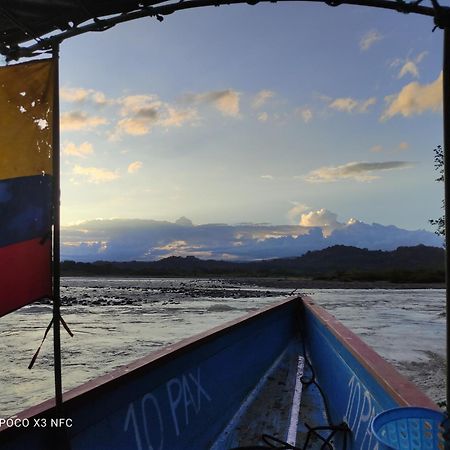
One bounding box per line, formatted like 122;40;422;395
61;87;110;105
258;112;269;122
370;145;384;153
305;161;413;182
391;51;427;79
299;208;344;236
398;141;409;151
295;107;313;123
252;90;275;109
61;111;107;131
72;164;120;183
113;94;197;138
184;89;241;117
381;72;442;120
360;30;383;51
127;161;143;174
260;174;274;180
329;97;376;113
63;141;94;158
287;203;310;224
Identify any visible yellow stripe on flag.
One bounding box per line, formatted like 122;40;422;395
0;59;54;180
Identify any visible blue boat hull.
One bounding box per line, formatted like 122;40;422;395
0;296;438;449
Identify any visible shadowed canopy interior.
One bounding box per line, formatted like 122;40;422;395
0;0;163;54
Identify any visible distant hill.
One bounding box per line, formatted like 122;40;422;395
61;244;445;283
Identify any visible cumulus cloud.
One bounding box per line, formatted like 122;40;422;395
127;161;143;174
63;141;94;158
360;30;383;51
184;89;240;117
392;51;427;79
295;107;313;123
305;161;413;182
72;165;120;183
61;87;109;105
61;111;107;131
381;72;442;120
60;216;441;262
287;203;310;224
113;94;197;138
252;90;275;109
329;97;376;113
299;209;345;236
258;112;269;122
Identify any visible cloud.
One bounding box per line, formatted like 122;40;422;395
60;216;442;262
305;161;413;183
260;174;274;180
184;90;241;117
127;161;143;174
61;111;107;131
392;51;427;79
72;165;120;183
258;112;269;122
360;30;383;51
299;209;344;236
113;95;197;138
381;72;442;120
252;90;275;109
61;87;109;105
287;203;310;224
63;141;94;158
370;145;384;153
398;141;409;151
295;107;313;123
329;97;376;113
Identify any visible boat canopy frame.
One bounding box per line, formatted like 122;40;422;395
0;0;449;443
0;0;443;61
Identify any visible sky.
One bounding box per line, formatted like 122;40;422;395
10;1;447;259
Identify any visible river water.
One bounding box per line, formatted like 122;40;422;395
0;278;445;418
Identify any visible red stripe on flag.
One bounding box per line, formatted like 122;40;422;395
0;238;52;317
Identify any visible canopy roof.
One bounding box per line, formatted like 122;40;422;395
0;0;438;60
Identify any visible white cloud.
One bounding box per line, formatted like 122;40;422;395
61;87;109;105
329;97;376;113
360;30;383;51
113;95;197;138
295;107;313;123
63;141;94;158
299;209;343;236
258;112;269;122
252;90;275;109
305;161;413;183
184;90;241;117
72;165;120;183
392;51;428;79
260;174;274;180
287;203;310;224
381;72;442;120
128;161;143;174
61;111;107;131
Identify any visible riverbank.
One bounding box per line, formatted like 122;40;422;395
225;276;445;290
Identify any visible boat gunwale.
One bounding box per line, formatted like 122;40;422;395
0;295;300;435
302;295;438;410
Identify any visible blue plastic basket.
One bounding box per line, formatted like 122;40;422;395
371;407;445;450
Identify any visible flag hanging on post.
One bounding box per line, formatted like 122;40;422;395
0;59;54;317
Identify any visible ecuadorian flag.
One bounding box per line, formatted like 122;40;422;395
0;59;54;317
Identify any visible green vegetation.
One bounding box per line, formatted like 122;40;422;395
61;244;445;283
